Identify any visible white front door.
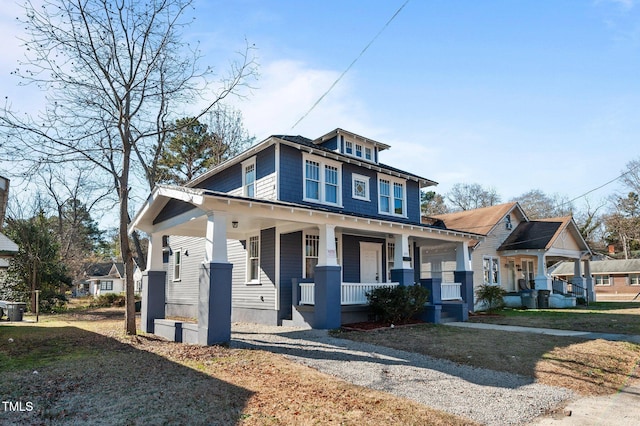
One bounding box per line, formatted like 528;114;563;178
360;242;382;282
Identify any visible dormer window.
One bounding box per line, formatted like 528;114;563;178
365;147;372;160
345;141;353;155
355;144;362;158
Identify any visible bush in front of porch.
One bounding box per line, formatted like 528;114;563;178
366;284;430;324
475;284;507;313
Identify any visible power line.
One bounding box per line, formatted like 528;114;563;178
291;0;410;130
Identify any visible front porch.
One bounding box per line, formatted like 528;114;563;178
131;187;481;345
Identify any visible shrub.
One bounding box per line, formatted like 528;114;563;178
92;293;126;307
366;284;430;323
475;284;507;313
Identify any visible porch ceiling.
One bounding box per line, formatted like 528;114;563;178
130;185;485;244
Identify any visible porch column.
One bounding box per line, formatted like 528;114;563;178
572;258;585;298
314;224;341;329
199;211;233;345
141;232;166;333
391;234;413;286
534;253;552;290
583;258;595;302
454;241;474;312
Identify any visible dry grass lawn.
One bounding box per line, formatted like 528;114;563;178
336;303;640;397
0;309;473;426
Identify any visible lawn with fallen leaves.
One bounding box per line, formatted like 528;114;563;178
0;309;473;425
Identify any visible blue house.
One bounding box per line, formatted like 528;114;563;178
130;129;482;345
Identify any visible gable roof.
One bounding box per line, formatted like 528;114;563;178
0;232;18;256
552;259;640;275
85;262;126;279
431;202;522;237
498;220;564;250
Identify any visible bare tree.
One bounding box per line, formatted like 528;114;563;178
0;0;257;334
446;183;501;211
510;189;574;219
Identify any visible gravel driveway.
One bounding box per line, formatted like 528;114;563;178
231;323;574;425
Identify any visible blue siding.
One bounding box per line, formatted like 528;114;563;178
406;180;421;223
342;164;379;217
261;227;276;284
197;162;242;192
278;144;303;203
153;199;196;225
317;136;338;151
256;144;276;179
279;231;302;320
342;234;387;282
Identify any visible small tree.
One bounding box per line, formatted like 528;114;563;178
475;284;507;313
366;284;429;324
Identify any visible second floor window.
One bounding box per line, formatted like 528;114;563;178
378;176;406;216
244;162;255;197
303;155;341;206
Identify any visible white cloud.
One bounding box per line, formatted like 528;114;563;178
228;59;380;142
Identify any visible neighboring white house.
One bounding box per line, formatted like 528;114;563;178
82;262;142;297
426;202;594;307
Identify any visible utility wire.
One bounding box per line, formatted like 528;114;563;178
291;0;410;130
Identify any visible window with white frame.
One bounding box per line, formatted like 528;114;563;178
100;280;113;291
345;141;353;155
243;159;256;197
325;165;339;204
248;235;260;283
304;234;319;279
173;249;182;281
378;175;406;216
365;147;372;160
303;154;341;206
304;233;340;279
594;275;610;286
355;144;362;157
387;242;395;280
483;256;500;285
630;274;640;286
352;174;370;201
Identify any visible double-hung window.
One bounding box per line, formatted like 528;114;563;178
355;144;362;157
305;160;320;201
304;233;340;279
248;235;260;283
595;275;610;286
365;147;372;160
100;280;113;291
303;154;341;206
378;175;406;217
483;256;500;285
345;141;353;155
173;249;182;281
243;159;256;197
630;274;640;286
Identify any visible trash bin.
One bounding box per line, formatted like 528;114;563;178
537;290;550;309
521;290;538;309
7;302;26;322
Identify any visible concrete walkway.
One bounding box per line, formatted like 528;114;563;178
445;322;640;344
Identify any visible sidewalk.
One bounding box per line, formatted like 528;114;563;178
445;322;640;344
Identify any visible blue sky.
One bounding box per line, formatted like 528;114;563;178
1;0;639;222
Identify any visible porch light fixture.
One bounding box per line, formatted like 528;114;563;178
232;221;239;228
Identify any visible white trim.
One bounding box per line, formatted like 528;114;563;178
360;241;382;283
352;173;370;201
377;173;407;218
302;152;343;207
173;249;182;281
241;157;256;198
246;234;261;284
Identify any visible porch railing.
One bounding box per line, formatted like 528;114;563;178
441;282;462;301
299;282;399;306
